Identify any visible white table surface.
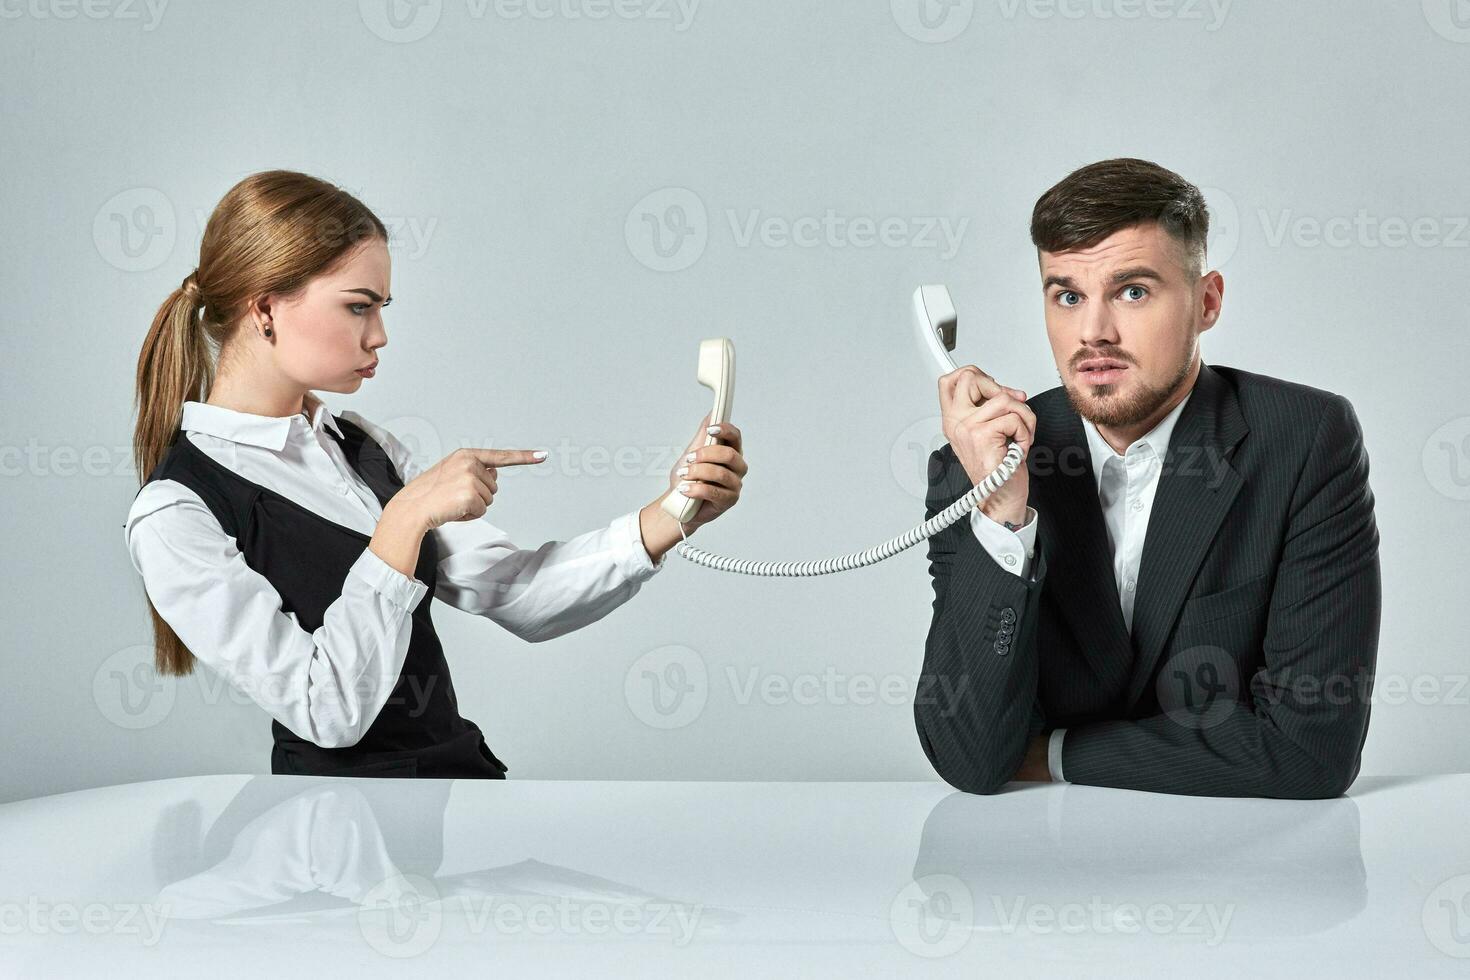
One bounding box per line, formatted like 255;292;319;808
2;774;1467;977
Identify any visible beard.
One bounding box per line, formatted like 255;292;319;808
1061;334;1196;429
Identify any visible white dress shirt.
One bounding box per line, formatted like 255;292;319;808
970;388;1194;782
124;391;666;748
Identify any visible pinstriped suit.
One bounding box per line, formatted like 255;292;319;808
916;360;1381;798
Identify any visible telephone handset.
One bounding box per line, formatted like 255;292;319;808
659;338;736;524
664;285;1025;575
913;283;960;374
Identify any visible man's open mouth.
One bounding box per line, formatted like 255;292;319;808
1078;359;1128;383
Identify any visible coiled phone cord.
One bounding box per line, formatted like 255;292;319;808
672;441;1025;576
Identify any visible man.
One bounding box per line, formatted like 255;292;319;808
916;157;1380;798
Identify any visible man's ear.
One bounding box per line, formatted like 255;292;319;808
1198;270;1225;331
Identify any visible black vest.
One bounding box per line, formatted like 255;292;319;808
138;415;508;779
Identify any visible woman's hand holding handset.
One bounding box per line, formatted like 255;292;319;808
372;448;548;579
631;413;748;565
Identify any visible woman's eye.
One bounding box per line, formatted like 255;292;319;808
349;303;369;315
1122;285;1148;302
1056;291;1080;308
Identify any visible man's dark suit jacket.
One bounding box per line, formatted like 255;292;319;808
916;360;1381;798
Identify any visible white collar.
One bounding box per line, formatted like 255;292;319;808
1080;384;1194;489
179;390;343;451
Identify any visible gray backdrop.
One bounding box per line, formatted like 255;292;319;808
3;0;1467;803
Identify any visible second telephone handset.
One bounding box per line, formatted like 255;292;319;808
661;285;1025;576
659;338;735;525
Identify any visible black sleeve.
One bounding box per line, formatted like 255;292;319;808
915;443;1049;794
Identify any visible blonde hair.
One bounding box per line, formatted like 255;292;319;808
131;170;388;675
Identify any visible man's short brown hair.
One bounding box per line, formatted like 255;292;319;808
1030;158;1210;277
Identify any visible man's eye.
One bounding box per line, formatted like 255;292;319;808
1122;285;1148;302
1057;291;1080;308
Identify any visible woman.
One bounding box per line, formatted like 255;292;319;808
126;170;746;779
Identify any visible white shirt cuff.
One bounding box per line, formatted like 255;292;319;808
350;546;430;612
1048;727;1068;783
969;505;1038;578
613;509;667;580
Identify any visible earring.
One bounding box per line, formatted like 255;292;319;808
263;324;273;338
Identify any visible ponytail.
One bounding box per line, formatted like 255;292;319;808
133;268;213;483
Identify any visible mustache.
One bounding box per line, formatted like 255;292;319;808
1073;350;1132;367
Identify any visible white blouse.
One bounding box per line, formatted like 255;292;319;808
124;392;666;749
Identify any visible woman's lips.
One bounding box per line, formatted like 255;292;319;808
355;366;376;378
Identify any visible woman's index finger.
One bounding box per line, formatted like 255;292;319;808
465;448;549;467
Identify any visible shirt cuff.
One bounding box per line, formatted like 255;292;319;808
612;509;667;581
350;547;430;612
1048;727;1068;783
969;505;1038;577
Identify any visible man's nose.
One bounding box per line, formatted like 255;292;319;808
1077;305;1120;347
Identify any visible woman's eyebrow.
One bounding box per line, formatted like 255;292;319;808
342;287;392;304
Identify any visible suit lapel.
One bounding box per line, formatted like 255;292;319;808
1029;394;1135;696
1121;362;1249;711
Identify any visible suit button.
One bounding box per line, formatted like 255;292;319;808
994;639;1010;655
1000;607;1016;624
998;623;1014;637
